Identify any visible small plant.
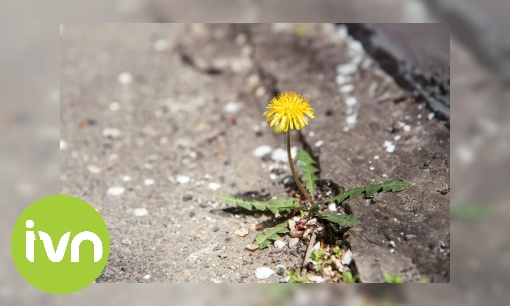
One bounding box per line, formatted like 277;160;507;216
216;92;412;283
286;267;307;283
341;271;359;283
383;271;404;283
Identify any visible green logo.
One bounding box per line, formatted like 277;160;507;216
11;195;110;294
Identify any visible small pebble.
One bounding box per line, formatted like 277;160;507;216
389;240;396;248
328;203;337;211
315;140;324;147
341;249;353;266
245;244;259;251
87;165;102;174
390;249;395;253
336;63;357;75
223;102;243;113
394;135;402;141
271;148;287;162
274;240;285;249
133;208;148;217
176;175;190;184
374;155;379;159
153;39;171;51
288;238;299;248
235;228;249;237
122;176;131;182
405;234;417;241
275;265;285;276
60;139;68;150
340;84;354;93
212;227;219;232
382;174;388;178
253;145;272;157
102;128;122;139
255;267;274;279
428;113;435;120
248;224;262;230
269;174;278;180
117;72;133;85
282;175;296;186
144;179;154;186
107;187;125;196
404;125;411;132
383;140;395;153
182;194;193;201
307;218;317;226
143;275;150;280
308;275;325;283
344;96;357;107
369;167;375;171
208;183;221;190
109;102;120;111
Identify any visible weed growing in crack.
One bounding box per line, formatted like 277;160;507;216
216;92;411;283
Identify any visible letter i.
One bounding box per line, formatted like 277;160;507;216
26;220;35;262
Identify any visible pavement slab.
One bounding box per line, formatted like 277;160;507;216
61;23;449;283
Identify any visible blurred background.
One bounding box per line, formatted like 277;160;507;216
1;0;509;305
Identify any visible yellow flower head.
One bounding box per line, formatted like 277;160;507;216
263;92;315;132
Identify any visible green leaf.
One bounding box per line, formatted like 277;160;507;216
253;223;289;249
267;199;302;214
349;187;366;199
327;189;349;204
381;180;410;192
327;180;410;204
315;211;357;227
365;184;382;197
295;150;320;197
383;271;403;283
216;195;301;215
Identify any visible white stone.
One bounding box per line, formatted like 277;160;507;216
340;84;354;93
404;125;411;132
253;145;272;157
374;155;379;159
341;249;353;266
336;63;357;75
389;240;396;248
144;179;154;186
271;148;287;162
274;240;285;249
345;96;357;107
288;238;299;248
369;167;375;171
328;203;337;211
428;112;435;120
269;174;278;180
109;102;120;111
315;140;324;147
308;131;315;137
123;176;131;182
133;208;148;217
176;175;190;184
107;187;125;196
382;174;388;178
143;274;151;280
335;74;352;85
87;165;102;174
102;128;122;139
60;139;68;150
255;267;274;279
307;275;325;283
117;72;133;85
346;114;357;125
208;182;221;190
394;135;402;141
223;101;243;113
383;140;395;153
153;39;171;51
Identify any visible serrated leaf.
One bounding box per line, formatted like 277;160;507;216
267;198;302;214
253;223;289;249
349;187;365;199
381;180;410;192
327;190;349;204
217;195;259;211
295;150;320;197
316;211;357;227
365;184;382;197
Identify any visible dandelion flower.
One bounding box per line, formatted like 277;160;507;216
264;92;315;132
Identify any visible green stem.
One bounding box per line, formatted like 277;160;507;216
286;130;314;204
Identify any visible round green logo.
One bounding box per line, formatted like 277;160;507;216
11;195;110;294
